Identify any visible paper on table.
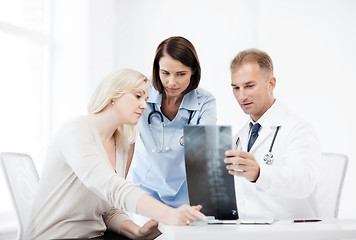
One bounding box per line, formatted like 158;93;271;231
239;218;276;225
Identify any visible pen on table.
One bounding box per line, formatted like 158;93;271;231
294;219;322;223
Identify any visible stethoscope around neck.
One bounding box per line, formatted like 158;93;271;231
236;125;280;165
148;103;193;153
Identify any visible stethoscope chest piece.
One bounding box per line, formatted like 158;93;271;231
263;152;274;165
236;126;280;165
179;136;184;146
152;147;170;153
262;125;281;165
148;103;193;152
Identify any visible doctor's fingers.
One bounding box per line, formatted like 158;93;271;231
226;160;259;174
226;162;247;172
229;162;256;171
225;150;244;157
224;156;240;164
238;150;255;159
229;169;258;181
228;169;245;176
225;156;252;165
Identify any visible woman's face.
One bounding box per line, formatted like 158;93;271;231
158;54;193;97
112;82;149;125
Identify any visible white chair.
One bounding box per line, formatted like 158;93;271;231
310;152;348;218
0;152;39;240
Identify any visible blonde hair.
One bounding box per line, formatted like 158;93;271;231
88;68;149;155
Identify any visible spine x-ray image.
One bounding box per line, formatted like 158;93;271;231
184;125;238;220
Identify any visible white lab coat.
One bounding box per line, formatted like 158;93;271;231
233;101;321;220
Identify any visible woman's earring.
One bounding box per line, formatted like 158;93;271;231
111;101;114;105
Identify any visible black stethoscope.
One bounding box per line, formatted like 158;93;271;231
148;103;193;152
235;125;280;165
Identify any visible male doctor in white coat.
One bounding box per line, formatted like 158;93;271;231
224;48;321;220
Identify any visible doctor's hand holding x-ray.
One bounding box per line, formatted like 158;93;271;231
225;150;260;182
224;49;321;220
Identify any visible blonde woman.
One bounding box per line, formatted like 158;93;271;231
26;68;205;240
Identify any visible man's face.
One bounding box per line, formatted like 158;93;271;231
231;62;276;122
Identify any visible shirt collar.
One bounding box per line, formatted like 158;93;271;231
180;89;200;110
147;84;162;106
147;84;200;111
249;100;287;128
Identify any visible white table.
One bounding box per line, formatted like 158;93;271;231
161;219;356;240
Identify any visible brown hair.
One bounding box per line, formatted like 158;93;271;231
230;48;273;78
152;36;201;94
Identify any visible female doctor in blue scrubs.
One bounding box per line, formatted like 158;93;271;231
130;36;217;208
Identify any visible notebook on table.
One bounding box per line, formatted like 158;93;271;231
183;125;238;223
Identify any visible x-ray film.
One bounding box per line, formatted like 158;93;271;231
184;125;238;220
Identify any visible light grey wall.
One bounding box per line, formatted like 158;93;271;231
46;0;356;218
113;0;356;218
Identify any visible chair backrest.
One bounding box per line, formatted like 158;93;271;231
0;152;39;240
309;152;348;218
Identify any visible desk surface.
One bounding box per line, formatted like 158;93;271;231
161;219;356;240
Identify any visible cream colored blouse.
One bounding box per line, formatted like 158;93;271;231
25;115;145;240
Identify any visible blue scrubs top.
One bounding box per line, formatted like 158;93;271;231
130;84;217;208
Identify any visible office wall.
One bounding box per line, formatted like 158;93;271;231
113;0;356;218
50;0;119;137
2;0;352;220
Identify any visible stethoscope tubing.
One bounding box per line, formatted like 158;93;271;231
148;103;193;152
268;126;280;152
235;125;281;165
148;105;163;124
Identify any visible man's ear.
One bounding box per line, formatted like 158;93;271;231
268;77;276;94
